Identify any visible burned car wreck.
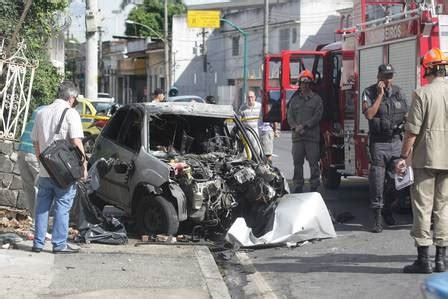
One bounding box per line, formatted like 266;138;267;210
89;102;289;237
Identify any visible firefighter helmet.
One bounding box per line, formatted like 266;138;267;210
421;48;448;68
298;69;315;82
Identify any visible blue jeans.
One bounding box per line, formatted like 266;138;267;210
33;177;76;250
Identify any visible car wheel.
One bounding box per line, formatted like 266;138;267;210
322;167;341;189
137;196;179;235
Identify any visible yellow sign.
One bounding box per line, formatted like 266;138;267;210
187;10;221;28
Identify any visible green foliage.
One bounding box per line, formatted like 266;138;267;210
125;0;186;37
0;0;69;109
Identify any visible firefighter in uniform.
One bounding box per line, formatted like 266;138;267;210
287;70;323;193
397;48;448;274
362;64;408;233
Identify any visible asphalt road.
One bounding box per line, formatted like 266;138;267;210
271;131;310;183
216;138;431;299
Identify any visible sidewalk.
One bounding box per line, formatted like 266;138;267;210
1;240;230;298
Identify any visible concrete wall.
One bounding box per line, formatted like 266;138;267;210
0;141;26;210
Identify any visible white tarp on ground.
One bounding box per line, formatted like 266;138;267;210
226;192;336;247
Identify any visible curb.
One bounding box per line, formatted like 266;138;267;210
194;246;231;299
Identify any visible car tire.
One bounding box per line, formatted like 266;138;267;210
323;167;341;189
136;196;179;235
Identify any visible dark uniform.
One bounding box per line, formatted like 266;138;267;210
362;82;408;215
287;90;323;192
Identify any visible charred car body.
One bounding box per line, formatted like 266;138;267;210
90;102;289;236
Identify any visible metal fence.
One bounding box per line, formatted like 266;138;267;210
0;39;38;141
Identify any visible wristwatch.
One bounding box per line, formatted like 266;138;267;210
400;154;408;160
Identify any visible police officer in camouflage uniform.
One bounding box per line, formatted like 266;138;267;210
362;64;408;233
287;70;323;193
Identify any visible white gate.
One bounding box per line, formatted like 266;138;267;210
0;39;38;141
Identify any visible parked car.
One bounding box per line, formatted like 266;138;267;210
76;97;107;136
89;102;289;236
97;92;115;103
76;97;110;158
166;95;205;103
91;101;120;116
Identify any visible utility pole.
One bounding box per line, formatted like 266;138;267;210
263;0;269;56
202;28;207;72
164;0;169;92
98;26;104;93
85;0;98;100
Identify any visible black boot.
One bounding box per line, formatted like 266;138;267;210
435;246;446;272
403;246;433;274
382;209;396;226
372;209;383;233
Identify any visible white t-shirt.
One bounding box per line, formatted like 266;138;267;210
31;99;84;177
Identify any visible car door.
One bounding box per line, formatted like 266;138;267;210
94;107;143;210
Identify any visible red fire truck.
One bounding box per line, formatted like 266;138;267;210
262;0;448;189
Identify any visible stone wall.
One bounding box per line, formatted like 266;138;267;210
0;141;26;210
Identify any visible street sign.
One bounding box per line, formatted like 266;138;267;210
187;10;221;28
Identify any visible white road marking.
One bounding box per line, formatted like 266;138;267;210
236;251;278;299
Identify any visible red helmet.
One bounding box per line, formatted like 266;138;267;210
298;69;315;82
421;48;448;68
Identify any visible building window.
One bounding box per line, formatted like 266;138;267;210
232;36;240;56
292;27;297;44
279;28;290;50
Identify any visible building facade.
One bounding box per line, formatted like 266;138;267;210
172;0;352;108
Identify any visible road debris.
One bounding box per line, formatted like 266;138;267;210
0;206;33;238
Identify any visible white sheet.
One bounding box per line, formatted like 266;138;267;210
226;192;337;247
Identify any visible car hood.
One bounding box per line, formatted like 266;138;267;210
142;102;235;118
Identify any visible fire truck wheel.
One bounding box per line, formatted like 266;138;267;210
323;168;341;189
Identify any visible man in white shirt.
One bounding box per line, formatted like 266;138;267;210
31;81;86;254
239;90;261;134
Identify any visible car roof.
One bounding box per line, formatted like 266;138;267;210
135;102;235;118
167;95;204;102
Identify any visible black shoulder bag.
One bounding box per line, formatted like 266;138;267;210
39;108;85;188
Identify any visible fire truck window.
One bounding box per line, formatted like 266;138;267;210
344;90;355;120
313;56;324;83
332;54;342;87
269;60;281;88
289;56;320;86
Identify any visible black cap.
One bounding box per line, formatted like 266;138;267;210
153;88;165;96
378;64;395;75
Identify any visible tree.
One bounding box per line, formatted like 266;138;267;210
125;0;185;37
0;0;69;110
